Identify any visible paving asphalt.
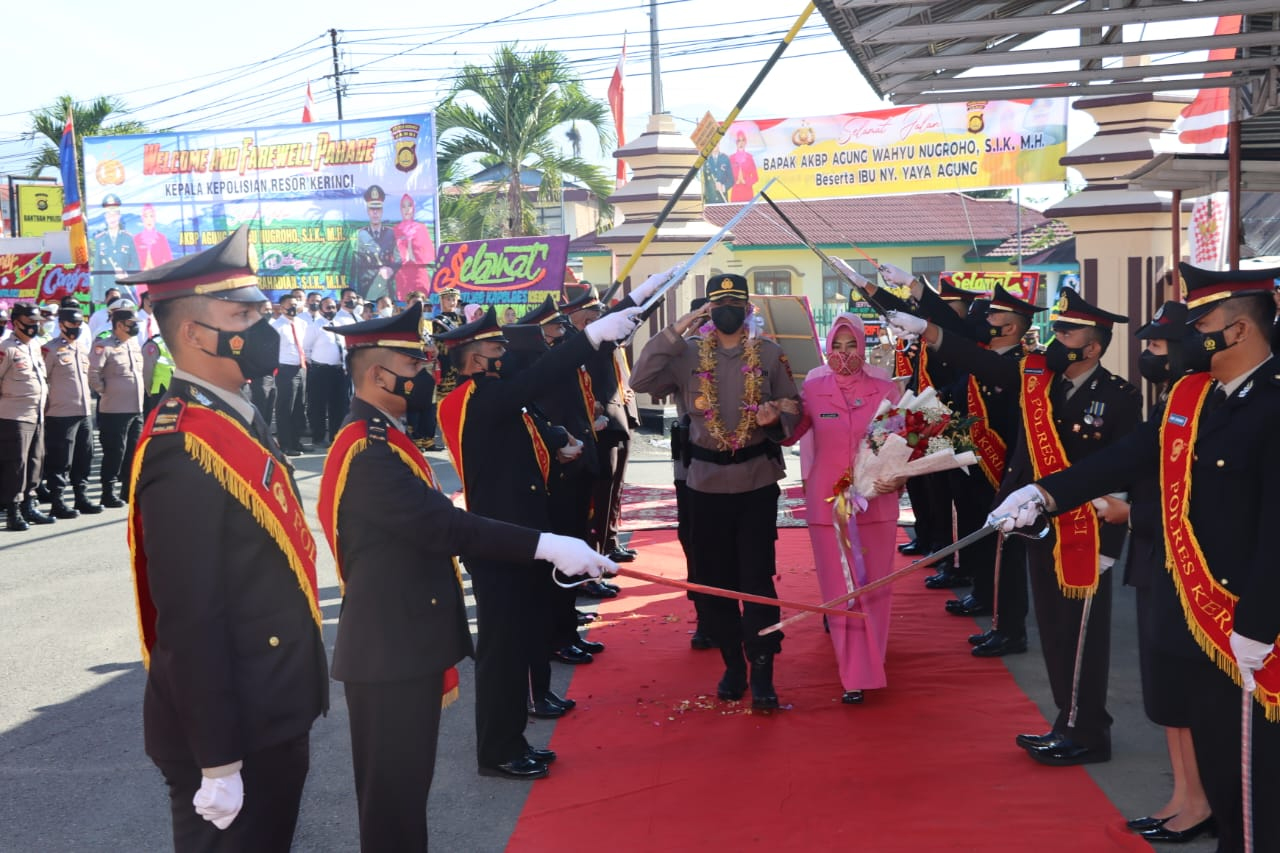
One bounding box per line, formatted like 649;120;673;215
0;427;1212;851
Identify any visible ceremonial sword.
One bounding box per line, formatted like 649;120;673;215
1243;684;1255;853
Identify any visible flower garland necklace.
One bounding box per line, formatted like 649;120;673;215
695;331;764;451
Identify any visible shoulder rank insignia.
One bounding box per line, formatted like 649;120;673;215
150;398;186;434
368;416;388;443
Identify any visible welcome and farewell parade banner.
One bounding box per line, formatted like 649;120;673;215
81;115;438;300
703;99;1068;203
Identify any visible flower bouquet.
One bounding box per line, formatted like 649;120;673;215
849;387;978;503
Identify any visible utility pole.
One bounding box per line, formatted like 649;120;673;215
329;28;346;121
649;0;664;114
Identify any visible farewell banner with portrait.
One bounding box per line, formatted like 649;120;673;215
703;100;1067;203
431;235;569;320
81;114;438;300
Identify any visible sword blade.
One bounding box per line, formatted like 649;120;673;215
1243;685;1255;853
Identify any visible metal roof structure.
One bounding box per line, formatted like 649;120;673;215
816;0;1280;107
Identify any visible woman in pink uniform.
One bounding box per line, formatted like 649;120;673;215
791;313;903;704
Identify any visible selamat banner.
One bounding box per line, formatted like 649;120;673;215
703;100;1067;203
81;115;438;301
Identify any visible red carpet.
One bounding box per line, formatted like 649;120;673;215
616;484;810;531
509;528;1150;852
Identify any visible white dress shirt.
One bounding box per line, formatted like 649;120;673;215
271;314;311;367
304;314;347;366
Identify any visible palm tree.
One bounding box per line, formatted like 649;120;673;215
436;45;614;238
27;95;150;195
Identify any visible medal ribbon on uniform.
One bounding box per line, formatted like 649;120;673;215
967;371;1007;490
318;417;464;707
1019;353;1100;598
578;366;597;436
1161;373;1280;721
127;398;322;669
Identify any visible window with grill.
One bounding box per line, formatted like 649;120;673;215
753;270;792;296
911;256;946;281
824;258;877;301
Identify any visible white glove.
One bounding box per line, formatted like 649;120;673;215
987;484;1046;533
585;306;644;348
536;532;618;578
557;437;584;462
885;310;928;339
830;257;870;290
1230;631;1275;692
193;771;244;830
630;267;680;304
593;415;610;432
878;262;915;287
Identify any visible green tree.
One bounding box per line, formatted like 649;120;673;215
436;44;614;239
27;95;150;195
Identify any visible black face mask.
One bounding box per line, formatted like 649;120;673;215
1138;350;1170;384
1044;339;1089;373
1183;324;1235;374
124;321;140;337
382;366;435;414
342;299;356;310
483;353;504;376
711;305;745;335
15;321;39;338
62;325;82;340
285;306;298;317
321;309;337;320
195;317;280;381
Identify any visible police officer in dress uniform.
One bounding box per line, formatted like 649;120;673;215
119;224;326;851
42;307;102;518
321;304;612;850
631;273;803;709
996;264;1280;852
894;287;1143;765
435;303;640;779
350;185;402;302
0;303;53;531
90;299;145;506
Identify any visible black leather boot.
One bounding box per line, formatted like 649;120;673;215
101;482;125;509
49;494;79;520
74;487;103;515
7;503;28;532
749;653;779;710
716;644;747;700
21;498;55;525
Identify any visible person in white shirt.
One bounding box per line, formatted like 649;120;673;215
88;287;122;342
135;290;159;345
269;294;311;455
303;297;350;447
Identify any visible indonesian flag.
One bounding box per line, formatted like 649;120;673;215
1172;15;1243;154
58;113;89;264
607;38;626;185
302;82;315;124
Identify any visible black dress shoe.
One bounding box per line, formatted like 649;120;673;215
968;629;995;646
620;546;637;557
578;580;617;599
576;610;598;625
841;690;864;704
552;645;593;665
50;503;80;520
542;690;575;710
478;756;550;779
690;631;714;650
284;448;302;458
898;539;925;555
605;548;635;563
1026;738;1111;766
526;746;557;764
944;594;990;617
528;697;566;719
971;632;1027;658
1126;815;1172;832
717;668;747;701
924;570;972;589
1015;731;1065;751
574;638;605;654
1138;815;1215;843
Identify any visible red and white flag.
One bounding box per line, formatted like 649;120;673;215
607;38;626;185
1188;192;1229;270
1172;15;1243;154
302;82;315;124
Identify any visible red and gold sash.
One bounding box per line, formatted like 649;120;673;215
578;367;597;436
317;416;463;707
1160;373;1280;720
893;340;932;390
438;379;550;504
127;398;322;669
1020;353;1101;598
967;360;1007;490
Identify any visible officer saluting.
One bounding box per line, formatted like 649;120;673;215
317;303;612;850
995;263;1280;852
119;225;328;850
350;185;402;302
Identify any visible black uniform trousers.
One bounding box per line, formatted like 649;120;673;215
0;417;43;505
467;559;539;766
345;676;444;852
305;362;348;445
274;364;307;451
548;470;593;650
590;433;629;553
98;411;142;494
687;482;783;658
44;415;93;499
674;478;707;625
950;469;995;591
990;535;1029;637
906;470;953;551
154;733;310;853
1027;538;1113;749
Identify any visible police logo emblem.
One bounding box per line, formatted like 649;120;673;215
391;122;421;173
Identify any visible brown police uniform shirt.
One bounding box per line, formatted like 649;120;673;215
42;334;93;418
90;334;144;414
632;326;801;494
0;336;48;423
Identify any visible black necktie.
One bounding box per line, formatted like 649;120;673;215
1204;385;1228;416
